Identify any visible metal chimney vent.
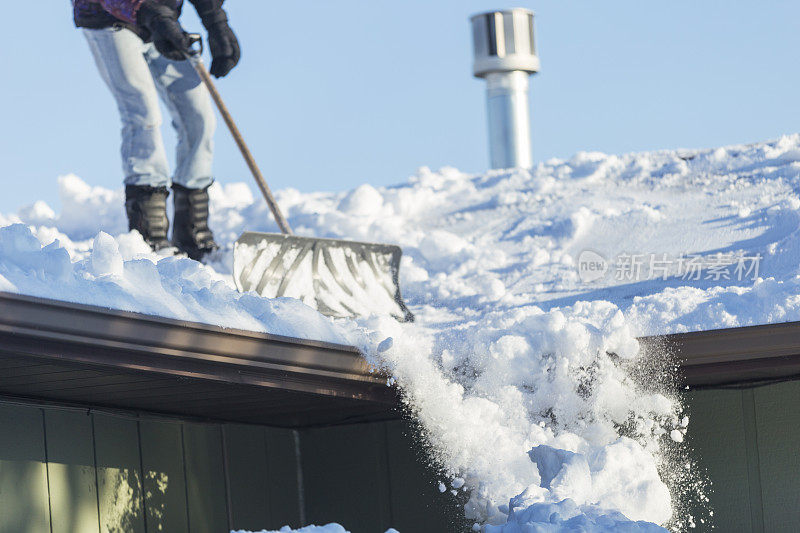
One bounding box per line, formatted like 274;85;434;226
471;8;540;170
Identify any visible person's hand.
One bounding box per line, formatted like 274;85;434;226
137;1;190;61
206;21;240;78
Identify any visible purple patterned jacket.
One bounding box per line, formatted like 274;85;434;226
72;0;182;29
72;0;222;33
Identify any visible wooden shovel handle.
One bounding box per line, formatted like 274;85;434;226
186;34;294;235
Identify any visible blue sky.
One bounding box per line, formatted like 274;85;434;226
2;1;799;213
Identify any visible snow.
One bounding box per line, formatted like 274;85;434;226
7;135;800;531
0;218;346;343
232;526;348;533
484;499;668;533
232;527;401;533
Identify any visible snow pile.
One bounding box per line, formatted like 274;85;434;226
233;526;350;533
233;527;402;533
0;223;345;343
9;135;800;530
486;498;668;533
357;305;679;530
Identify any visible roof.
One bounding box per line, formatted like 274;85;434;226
1;291;798;428
642;321;800;388
0;292;399;428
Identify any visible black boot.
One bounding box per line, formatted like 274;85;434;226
172;183;219;260
125;185;171;250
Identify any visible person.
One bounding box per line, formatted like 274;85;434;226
71;0;240;259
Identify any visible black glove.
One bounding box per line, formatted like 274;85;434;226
137;1;190;61
200;10;240;78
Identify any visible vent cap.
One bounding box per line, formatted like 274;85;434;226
471;8;540;78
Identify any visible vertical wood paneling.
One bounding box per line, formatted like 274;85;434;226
264;427;303;528
301;423;392;533
754;380;800;533
182;422;229;533
385;421;466;533
225;424;271;531
93;414;146;533
12;388;800;533
44;410;100;533
685;389;752;532
741;390;765;533
0;404;50;533
139;419;190;533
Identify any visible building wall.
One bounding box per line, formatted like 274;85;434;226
686;379;800;532
0;400;464;533
5;380;797;533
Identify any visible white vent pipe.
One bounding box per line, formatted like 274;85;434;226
471;9;540;169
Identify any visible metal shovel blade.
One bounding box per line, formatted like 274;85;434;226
233;232;414;322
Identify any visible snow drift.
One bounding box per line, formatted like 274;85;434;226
7;135;800;531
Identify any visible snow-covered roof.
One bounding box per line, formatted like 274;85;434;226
6;136;799;530
8;136;800;339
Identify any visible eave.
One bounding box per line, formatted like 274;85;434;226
0;292;399;427
640;320;800;387
2;291;799;427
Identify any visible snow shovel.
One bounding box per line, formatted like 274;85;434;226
186;35;414;322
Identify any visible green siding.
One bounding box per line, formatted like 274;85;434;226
302;423;393;532
384;421;468;533
0;402;311;533
0;404;50;533
686;389;752;531
754;381;800;533
17;385;800;533
741;389;765;532
44;410;100;533
225;424;271;531
300;420;466;533
264;427;304;528
139;419;190;533
93;414;146;533
182;422;230;533
685;381;800;532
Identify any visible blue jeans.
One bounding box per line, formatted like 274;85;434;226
83;27;215;189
